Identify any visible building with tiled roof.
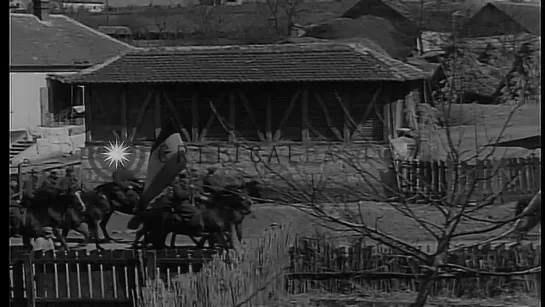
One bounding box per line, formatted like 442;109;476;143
461;1;541;37
294;16;414;61
9;1;134;132
340;0;419;52
50;41;431;187
51;41;429;146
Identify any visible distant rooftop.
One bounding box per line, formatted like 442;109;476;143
10;13;133;67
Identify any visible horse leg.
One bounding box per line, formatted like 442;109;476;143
235;222;243;242
99;212;114;242
88;220;104;251
22;235;33;251
74;223;91;245
53;226;69;251
132;226;147;249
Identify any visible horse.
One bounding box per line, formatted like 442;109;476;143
168;182;257;248
132;182;253;250
18;188;87;251
92;182;142;242
56;182;141;250
11;189;85;251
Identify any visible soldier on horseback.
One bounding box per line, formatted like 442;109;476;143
57;167;85;211
202;167;223;196
171;169;205;232
40;171;59;195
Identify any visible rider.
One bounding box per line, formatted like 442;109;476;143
171;170;205;231
172;170;195;204
202;167;223;196
113;167;143;189
10;178;19;198
21;169;39;200
57;168;84;209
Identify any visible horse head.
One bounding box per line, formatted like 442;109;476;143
221;184;253;216
242;180;262;200
126;186;141;208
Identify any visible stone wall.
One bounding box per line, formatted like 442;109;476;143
80;143;391;198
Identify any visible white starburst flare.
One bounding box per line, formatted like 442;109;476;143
102;140;131;169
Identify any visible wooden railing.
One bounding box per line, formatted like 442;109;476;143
393;156;541;202
10;238;541;306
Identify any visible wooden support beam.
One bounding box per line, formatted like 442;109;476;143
342;92;351;143
273;90;300;142
128;89;154;142
237;90;266;142
301;89;309;143
121;86;128;140
154;91;161;138
312;90;344;142
39;87;49;126
395;99;404;136
265;95;272;142
228;92;236;142
200;93;226;142
350;88;382;141
85;87;92;142
162;91;191;142
191;91;199;142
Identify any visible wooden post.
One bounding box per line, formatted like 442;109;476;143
154;91;161;138
301;88;309;143
383;103;391;141
191;91;199;142
39;87;49;126
342;92;351;143
24;253;35;307
121;86;128;140
128;90;154;141
395;99;404;136
18;163;23;201
85;88;92;142
229;92;236;142
265;95;272;142
145;250;157;280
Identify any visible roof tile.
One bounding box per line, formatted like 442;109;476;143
59;42;429;84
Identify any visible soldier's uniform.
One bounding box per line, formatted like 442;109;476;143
57;168;80;196
172;171;193;204
10;180;19;199
171;171;205;231
21;170;39;200
112;167;143;190
37;171;59;199
202;167;223;195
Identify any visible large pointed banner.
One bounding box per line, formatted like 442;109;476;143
141;121;187;207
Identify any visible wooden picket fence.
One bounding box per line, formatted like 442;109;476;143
9;247;218;307
10;236;542;306
289;236;541;296
394;156;541;201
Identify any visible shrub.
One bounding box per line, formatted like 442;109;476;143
135;224;293;307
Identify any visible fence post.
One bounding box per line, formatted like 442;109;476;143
146;250;157;280
23;253;35;307
18;163;23;201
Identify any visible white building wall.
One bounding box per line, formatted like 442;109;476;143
9;72;75;132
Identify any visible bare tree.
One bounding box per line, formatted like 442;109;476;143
249;88;540;307
265;0;306;36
